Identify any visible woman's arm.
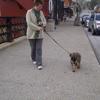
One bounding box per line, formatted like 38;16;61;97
40;11;47;27
26;10;42;31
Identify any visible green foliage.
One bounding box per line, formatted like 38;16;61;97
90;0;100;9
97;0;100;3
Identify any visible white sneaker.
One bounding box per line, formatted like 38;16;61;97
32;61;36;65
37;66;43;70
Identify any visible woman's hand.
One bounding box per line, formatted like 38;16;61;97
38;27;43;31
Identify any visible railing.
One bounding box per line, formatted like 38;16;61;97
0;17;27;44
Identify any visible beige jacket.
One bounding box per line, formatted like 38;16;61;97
26;9;47;39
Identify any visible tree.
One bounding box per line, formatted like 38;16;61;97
96;0;100;3
90;0;100;9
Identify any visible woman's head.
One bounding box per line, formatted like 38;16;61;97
33;0;43;11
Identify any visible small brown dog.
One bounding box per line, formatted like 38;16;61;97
69;52;81;72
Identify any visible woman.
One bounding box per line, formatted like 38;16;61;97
26;1;46;70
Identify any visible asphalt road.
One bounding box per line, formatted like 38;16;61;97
84;27;100;64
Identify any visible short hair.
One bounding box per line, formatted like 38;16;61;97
33;0;43;6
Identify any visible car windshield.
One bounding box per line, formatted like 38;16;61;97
83;15;89;18
86;16;90;20
96;15;100;20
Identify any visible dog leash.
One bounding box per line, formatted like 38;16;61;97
44;29;70;55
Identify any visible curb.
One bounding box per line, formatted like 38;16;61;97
83;27;100;65
0;36;26;50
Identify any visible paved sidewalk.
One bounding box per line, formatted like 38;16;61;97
0;36;26;50
0;21;100;100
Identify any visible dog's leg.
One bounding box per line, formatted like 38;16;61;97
71;60;76;72
72;64;76;72
77;62;80;69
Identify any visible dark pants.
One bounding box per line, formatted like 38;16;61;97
29;39;43;66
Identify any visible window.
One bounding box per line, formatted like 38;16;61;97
96;15;100;20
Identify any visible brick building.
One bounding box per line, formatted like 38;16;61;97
0;0;48;17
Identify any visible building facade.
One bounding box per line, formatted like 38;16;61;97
0;0;72;17
0;0;48;17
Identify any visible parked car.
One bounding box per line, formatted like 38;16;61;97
79;11;91;26
88;13;100;35
84;16;90;27
81;15;89;26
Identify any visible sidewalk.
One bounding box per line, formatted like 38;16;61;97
0;36;26;50
0;21;100;100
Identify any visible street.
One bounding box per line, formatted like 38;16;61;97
84;27;100;64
